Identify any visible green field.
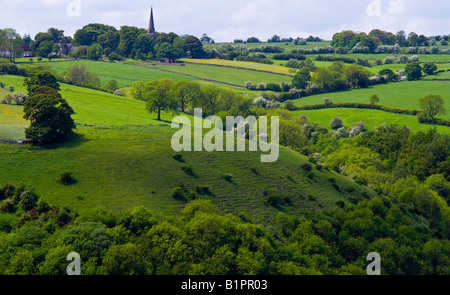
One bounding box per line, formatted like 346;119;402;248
34;59;293;89
0;75;189;141
292;80;450;120
34;60;196;88
0;75;375;226
292;108;450;134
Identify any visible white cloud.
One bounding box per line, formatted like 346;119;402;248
388;0;406;15
0;0;448;41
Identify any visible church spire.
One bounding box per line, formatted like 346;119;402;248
148;6;156;40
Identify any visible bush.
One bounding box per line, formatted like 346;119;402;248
8;85;15;92
195;185;212;195
266;83;282;92
173;153;184;162
332;183;342;192
172;187;186;201
223;173;233;182
58;172;76;185
331;117;344;129
370;94;380;105
181;166;195;176
284;100;296;111
114;90;124;96
108;52;122;62
423;63;437;75
301;163;313;172
324;98;333;107
405;62;422;81
378;69;396;81
19;191;38;211
265;192;282;207
0;199;16;213
335;199;345;208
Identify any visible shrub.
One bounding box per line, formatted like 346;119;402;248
188;191;198;200
284;100;296;111
195;185;212;195
0;199;15;213
405;62;422;81
8;85;15;92
223;173;233;182
108;52;122;62
37;199;50;213
114;90;124;96
181;166;195;176
301;163;313;172
173;153;184;162
58;172;76;185
331;117;344;129
332;183;342;192
370;94;380;105
19;191;38;211
335;199;345;208
378;69;396;81
324;98;333;107
172;187;185;201
266;83;282;92
423;63;437;75
265;193;282;207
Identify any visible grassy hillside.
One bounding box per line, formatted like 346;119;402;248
0;75;375;228
0;124;374;227
34;59;292;89
36;60;197;87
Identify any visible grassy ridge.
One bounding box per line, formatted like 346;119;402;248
0;119;374;226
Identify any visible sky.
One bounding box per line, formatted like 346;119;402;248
0;0;449;42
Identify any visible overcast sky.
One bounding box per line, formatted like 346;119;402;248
1;0;449;42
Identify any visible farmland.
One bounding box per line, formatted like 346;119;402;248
1;20;450;276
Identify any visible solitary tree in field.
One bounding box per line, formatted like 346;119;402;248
405;62;422;81
419;94;446;120
423;63;438;75
145;79;178;121
23;87;75;143
370;95;380;105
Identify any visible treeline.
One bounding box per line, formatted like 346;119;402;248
130;79;254;120
331;29;450;54
0;25;207;62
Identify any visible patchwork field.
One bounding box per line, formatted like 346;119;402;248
0;75;375;227
291;80;450;120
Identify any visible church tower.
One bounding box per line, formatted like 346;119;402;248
148;7;156;40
